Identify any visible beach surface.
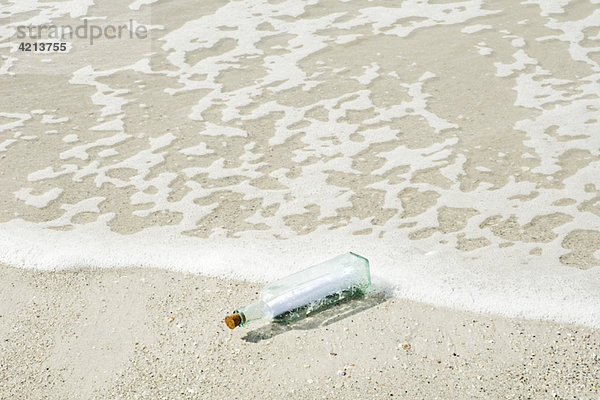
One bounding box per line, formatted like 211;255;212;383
2;0;600;397
1;264;599;399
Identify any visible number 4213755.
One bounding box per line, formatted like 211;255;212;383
18;42;67;52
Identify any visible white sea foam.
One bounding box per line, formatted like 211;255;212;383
27;165;79;181
62;134;79;143
461;24;491;34
128;0;158;11
180;143;214;156
0;219;599;327
0;112;31;132
13;188;63;208
0;139;16;152
494;50;537;78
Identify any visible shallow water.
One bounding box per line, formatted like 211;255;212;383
1;0;599;326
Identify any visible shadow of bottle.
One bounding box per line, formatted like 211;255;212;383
241;292;388;343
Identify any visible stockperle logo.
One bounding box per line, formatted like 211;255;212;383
15;19;149;45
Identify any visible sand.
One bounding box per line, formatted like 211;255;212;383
2;0;600;397
1;264;598;399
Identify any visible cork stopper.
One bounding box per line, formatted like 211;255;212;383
224;313;242;330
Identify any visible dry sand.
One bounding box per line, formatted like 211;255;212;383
1;264;598;399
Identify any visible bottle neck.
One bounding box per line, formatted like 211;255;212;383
238;300;267;326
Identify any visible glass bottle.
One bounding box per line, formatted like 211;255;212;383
225;252;370;329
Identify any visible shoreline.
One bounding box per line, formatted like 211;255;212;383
2;219;598;329
1;264;598;399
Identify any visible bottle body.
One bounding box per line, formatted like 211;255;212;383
233;252;370;327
